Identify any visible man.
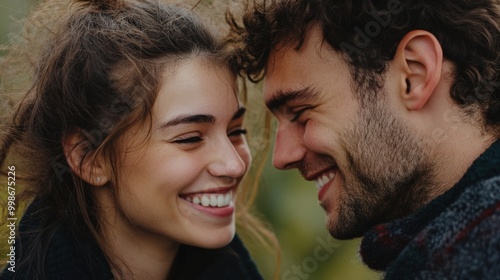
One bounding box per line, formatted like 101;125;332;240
227;0;500;278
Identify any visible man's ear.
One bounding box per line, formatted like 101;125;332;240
394;30;443;111
62;129;109;186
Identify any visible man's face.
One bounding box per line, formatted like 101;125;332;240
264;26;434;239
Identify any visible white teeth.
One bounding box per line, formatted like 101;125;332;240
184;192;233;208
209;195;217;207
201;196;210;206
322;175;329;184
318;177;324;186
315;180;321;189
217;195;225;207
315;171;336;189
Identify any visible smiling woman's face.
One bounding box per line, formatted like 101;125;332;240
100;57;251;249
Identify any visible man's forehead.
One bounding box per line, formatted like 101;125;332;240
263;50;310;109
264;33;322;95
265;25;330;73
265;44;296;76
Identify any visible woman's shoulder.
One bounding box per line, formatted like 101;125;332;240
169;234;264;280
2;201;113;280
225;234;263;279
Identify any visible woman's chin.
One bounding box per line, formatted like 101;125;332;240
191;229;235;249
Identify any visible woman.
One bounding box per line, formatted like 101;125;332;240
0;0;274;278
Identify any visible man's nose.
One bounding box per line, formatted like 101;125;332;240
272;123;307;170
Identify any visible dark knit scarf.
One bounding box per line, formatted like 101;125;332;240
360;139;500;279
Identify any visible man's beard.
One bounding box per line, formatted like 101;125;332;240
328;99;435;239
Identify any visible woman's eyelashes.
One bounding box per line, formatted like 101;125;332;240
228;128;247;137
173;136;203;144
172;132;203;144
171;128;247;145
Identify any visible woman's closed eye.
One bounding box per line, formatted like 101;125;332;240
172;133;203;144
228;128;247;138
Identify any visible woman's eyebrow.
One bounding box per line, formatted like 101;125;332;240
160;114;215;129
232;107;246;120
159;107;246;129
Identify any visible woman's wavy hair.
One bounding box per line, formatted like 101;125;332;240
227;0;500;135
0;0;278;278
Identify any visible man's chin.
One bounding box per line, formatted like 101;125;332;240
326;216;370;240
328;229;365;240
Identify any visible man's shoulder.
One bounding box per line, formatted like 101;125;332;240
459;173;500;208
384;174;500;279
428;175;500;278
479;174;500;189
441;173;500;236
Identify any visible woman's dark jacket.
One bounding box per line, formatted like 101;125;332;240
1;201;263;280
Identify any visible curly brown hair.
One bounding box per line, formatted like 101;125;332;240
226;0;500;135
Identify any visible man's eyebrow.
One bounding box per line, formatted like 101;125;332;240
265;87;319;112
160;114;215;128
232;106;246;120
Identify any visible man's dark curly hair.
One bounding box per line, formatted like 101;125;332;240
226;0;500;135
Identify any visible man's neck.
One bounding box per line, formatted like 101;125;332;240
425;124;496;203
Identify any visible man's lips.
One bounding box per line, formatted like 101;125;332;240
314;170;336;190
303;165;338;182
303;166;338;202
317;169;337;202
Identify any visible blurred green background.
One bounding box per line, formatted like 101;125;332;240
0;1;380;279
